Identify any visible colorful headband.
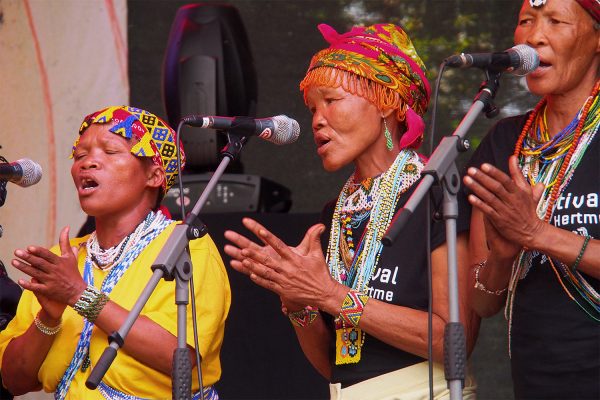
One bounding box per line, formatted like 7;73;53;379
300;23;431;149
576;0;600;23
72;106;185;192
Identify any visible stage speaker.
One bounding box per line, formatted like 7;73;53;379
162;4;257;172
163;174;292;218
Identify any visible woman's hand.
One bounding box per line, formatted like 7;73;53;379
464;155;545;250
11;226;86;320
224;218;342;309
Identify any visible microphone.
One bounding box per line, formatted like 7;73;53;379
445;44;539;76
182;115;300;145
0;159;43;187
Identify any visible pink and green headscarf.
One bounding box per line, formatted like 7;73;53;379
300;23;431;149
72;105;186;192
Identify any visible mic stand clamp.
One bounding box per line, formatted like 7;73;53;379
381;68;502;400
86;122;252;399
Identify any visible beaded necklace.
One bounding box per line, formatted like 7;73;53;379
339;176;379;281
55;210;172;400
87;214;163;271
327;149;423;365
506;80;600;353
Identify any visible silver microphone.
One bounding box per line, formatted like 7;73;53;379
182;115;300;145
0;158;43;187
445;44;539;76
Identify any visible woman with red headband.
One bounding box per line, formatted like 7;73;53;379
464;0;600;398
225;24;478;399
0;106;231;399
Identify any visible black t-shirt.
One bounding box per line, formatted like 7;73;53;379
320;173;471;387
468;114;600;400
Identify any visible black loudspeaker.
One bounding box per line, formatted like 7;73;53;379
163;174;292;218
162;4;257;172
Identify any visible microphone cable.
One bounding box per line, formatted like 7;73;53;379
0;152;8;207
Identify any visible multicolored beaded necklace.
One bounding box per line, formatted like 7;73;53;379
506;80;600;351
339;176;379;283
327;149;423;364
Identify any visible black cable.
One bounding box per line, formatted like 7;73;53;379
175;121;205;400
426;62;448;400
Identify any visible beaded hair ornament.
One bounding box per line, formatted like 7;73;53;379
300;23;431;149
71;105;186;192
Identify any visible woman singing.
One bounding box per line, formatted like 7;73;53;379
0;106;231;399
225;23;478;399
464;1;600;398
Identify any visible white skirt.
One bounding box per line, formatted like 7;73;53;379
329;361;477;400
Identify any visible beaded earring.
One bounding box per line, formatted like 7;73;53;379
383;118;393;151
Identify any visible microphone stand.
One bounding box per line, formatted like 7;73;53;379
86;119;251;399
382;70;502;400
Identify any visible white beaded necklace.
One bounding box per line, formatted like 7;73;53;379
86;210;167;271
326;149;423;291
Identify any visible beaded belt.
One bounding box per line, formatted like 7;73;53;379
97;381;219;400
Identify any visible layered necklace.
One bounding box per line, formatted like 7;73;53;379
327;149;423;365
506;80;600;348
86;211;169;271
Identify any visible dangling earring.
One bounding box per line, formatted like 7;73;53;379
383;118;393;151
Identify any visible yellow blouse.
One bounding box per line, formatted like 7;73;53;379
0;222;231;399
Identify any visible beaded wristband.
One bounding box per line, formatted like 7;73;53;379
474;260;508;296
73;285;109;322
572;235;591;272
339;290;369;327
285;306;320;328
34;314;61;335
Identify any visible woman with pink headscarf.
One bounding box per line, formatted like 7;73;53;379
225;23;478;399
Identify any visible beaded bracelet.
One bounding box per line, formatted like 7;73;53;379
285;306;320;328
73;285;109;322
34;313;61;336
572;235;591;272
473;260;508;296
339;290;369;327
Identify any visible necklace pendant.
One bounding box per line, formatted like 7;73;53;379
340;271;347;282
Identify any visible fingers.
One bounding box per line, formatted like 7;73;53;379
224;229;256;251
299;224;326;254
13;248;55;274
11;257;44;280
507;156;527;188
242;218;292;259
467;164;516;196
59;226;73;257
17;277;46;293
463;172;500;214
242;259;281;293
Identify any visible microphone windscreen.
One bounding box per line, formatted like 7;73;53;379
271;115;300;145
17;159;43;187
511;44;539;76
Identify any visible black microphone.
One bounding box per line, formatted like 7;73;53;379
182;115;300;145
0;159;43;187
445;44;539;76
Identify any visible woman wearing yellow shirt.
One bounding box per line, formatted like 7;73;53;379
0;106;231;399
